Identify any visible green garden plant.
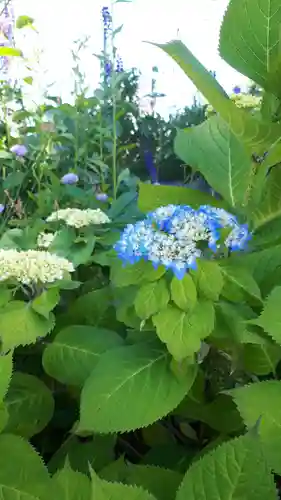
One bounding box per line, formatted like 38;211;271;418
2;0;281;499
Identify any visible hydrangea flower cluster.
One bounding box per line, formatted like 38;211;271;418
46;208;111;228
0;249;74;285
114;204;251;279
37;232;56;249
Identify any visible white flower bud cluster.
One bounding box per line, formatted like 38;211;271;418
37;232;56;249
0;249;74;285
46;208;111;228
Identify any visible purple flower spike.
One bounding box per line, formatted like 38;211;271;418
233;86;241;95
0;204;5;213
10;144;28;157
96;192;108;202
61;173;79;185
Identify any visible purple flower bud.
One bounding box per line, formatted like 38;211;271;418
61;173;79;185
233;85;241;95
96;192;108;202
10;144;28;157
116;55;124;73
0;204;5;213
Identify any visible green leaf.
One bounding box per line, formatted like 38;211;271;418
91;469;157;500
32;288;60;318
219;0;281;96
0;403;8;433
191;261;224;301
175;116;252;208
111;260;165;288
102;463;182;500
0;352;13;401
170;274;197;312
43;325;123;386
217;302;263;344
252;286;281;344
78;343;197;433
4;372;54;438
138;182;226;214
66;287;116;329
134;279;170;320
176;433;277;500
68;239;96;267
219;264;262;303
52;460;91;500
241;342;281;375
0;47;22;57
152;39;281;155
16;15;34;29
0;301;55;351
152;302;215;361
0;433;53;500
48;434;116;475
229;380;281;474
3;171;25;189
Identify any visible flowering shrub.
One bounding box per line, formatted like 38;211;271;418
115;204;250;278
46;207;111;228
1;1;281;499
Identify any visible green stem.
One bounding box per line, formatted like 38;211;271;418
111;0;118;200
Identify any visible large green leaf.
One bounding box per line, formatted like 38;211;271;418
175;116;252;208
0;434;53;500
137;182;226;214
250;166;281;240
152;302;215;361
0;301;55;351
101;463;182;500
52;460;91;500
170;274;197;312
111;260;165;288
48;434;116;475
219;263;262;303
153;39;281;155
0;352;13;402
91;469;157;500
4;372;54;438
65;287;117;329
176;434;277;500
229;380;281;474
191;260;224;301
219;0;281;96
78;343;197;433
43;325;123;386
241;342;281;375
252;286;281;344
134;279;170;320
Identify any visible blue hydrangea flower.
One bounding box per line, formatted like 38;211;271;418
10;144;28;157
114;204;251;279
61;173;79;185
96;192;108;202
233;85;241;95
0;204;5;214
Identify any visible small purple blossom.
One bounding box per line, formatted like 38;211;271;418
61;173;79;185
233;85;241;95
105;60;112;79
116;55;124;73
10;144;28;157
0;204;5;213
96;192;108;202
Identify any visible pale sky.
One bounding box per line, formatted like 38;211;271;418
13;0;249;116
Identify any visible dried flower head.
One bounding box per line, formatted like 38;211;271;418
0;249;74;285
46;208;111;228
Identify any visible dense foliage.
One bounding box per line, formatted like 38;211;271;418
0;0;281;499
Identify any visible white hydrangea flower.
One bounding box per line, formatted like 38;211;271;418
46;208;111;228
37;232;56;249
0;249;74;285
